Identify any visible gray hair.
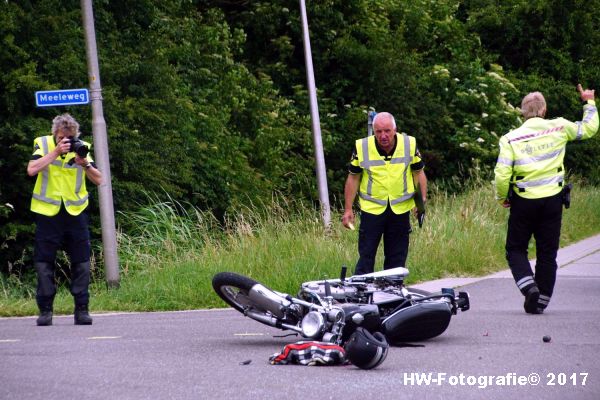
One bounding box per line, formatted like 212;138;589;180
372;112;397;129
51;113;80;137
521;92;546;119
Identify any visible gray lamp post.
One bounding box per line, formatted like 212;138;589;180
81;0;120;287
299;0;331;229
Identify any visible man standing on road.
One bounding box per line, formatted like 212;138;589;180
342;112;427;275
27;113;103;326
494;84;598;314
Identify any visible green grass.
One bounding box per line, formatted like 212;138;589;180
2;182;600;317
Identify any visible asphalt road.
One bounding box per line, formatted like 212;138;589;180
2;235;600;400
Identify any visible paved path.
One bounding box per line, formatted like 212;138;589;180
411;233;600;291
1;234;600;399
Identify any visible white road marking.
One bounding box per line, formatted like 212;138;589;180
87;336;122;340
234;333;264;336
0;339;20;343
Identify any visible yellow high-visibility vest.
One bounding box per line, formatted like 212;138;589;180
356;134;417;215
495;100;598;200
30;135;91;216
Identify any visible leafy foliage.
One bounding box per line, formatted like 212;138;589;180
1;0;599;272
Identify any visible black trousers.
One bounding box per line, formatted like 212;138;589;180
354;207;411;276
33;207;91;309
506;191;563;309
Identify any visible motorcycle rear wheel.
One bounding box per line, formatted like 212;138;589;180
212;272;259;313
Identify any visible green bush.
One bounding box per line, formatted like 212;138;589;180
2;0;600;272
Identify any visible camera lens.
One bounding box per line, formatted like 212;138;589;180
69;138;89;158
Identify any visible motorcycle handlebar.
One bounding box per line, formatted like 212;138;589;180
411;293;455;303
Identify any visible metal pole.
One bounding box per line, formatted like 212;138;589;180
299;0;331;229
81;0;120;287
368;111;376;136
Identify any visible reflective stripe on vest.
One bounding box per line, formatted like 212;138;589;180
360;137;386;199
578;105;598;140
515;175;564;189
513;148;564;166
32;137;62;206
496;156;513;167
508;125;563;143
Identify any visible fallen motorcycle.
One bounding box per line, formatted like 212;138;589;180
212;266;470;346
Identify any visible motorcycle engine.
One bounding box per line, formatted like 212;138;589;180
302;282;358;301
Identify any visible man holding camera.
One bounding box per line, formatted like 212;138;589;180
27;113;102;326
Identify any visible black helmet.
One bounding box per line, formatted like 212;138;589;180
344;327;389;369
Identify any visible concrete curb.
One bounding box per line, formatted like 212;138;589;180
410;233;600;292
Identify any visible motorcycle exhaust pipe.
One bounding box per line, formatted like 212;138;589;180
248;284;292;318
245;310;302;334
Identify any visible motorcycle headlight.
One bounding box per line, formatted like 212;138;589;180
301;311;325;338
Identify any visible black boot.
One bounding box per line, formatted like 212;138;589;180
74;304;93;325
524;286;542;314
35;261;56;326
71;261;91;325
36;310;53;326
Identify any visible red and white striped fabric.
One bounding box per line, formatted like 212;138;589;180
269;341;346;366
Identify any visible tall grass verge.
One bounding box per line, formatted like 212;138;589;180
2;181;600;316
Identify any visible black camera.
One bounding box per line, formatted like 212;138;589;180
69;137;89;158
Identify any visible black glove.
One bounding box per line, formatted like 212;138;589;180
562;184;573;209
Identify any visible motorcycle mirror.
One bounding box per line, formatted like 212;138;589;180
340;265;347;282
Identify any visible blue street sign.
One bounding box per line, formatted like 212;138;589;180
35;88;90;107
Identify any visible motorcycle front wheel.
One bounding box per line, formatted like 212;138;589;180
212;272;259;313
